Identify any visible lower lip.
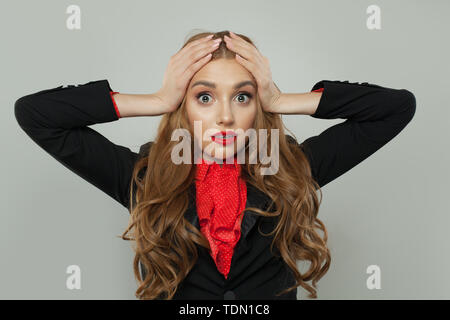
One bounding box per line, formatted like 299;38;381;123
211;135;237;145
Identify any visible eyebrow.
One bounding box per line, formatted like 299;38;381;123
191;80;256;90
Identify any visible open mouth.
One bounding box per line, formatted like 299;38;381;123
211;130;237;145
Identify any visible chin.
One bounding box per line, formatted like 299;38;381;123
206;146;248;165
198;137;247;164
206;151;234;162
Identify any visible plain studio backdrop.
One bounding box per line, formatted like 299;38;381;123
1;0;448;299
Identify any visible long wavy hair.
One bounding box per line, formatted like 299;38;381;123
120;30;331;300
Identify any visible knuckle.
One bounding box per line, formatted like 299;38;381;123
189;63;197;72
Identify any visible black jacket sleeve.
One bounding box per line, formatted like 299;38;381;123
14;79;139;211
297;80;416;188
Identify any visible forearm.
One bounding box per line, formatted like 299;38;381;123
296;80;416;188
113;92;169;118
270;92;322;115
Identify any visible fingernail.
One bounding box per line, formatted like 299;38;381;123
206;34;214;39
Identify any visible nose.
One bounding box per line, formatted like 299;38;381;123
216;102;235;126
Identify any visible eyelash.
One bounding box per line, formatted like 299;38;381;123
195;91;253;105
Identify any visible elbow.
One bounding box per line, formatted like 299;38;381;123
399;89;416;123
14;95;29;128
14;94;35;129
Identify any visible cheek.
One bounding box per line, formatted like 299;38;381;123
237;107;257;130
186;104;214;137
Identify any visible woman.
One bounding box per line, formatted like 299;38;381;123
14;30;416;300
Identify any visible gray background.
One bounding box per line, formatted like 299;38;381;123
1;0;449;299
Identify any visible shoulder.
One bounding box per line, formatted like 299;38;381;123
138;141;154;158
285;134;304;150
134;141;154;181
285;134;297;145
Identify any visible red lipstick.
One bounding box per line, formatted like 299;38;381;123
211;130;237;145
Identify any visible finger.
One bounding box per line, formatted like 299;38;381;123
234;54;261;80
177;38;221;71
226;32;250;48
181;53;213;82
172;37;219;74
227;32;265;61
224;35;261;62
191;38;222;62
186;34;214;49
224;37;254;61
175;34;214;59
228;31;245;42
228;32;263;62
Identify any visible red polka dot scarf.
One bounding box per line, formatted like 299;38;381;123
194;157;247;279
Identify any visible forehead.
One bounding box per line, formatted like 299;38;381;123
190;59;255;88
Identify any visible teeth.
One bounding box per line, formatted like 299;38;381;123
216;134;234;138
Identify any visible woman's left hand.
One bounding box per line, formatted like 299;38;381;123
224;31;281;112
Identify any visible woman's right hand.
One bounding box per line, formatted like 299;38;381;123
154;34;222;113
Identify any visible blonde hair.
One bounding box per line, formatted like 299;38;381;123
121;30;330;299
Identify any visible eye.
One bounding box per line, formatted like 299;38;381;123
195;92;253;105
196;92;213;104
236;92;253;104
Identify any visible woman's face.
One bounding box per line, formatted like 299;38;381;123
185;58;258;162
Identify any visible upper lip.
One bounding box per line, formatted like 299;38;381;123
212;130;237;138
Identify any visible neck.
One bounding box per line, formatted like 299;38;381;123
196;155;237;167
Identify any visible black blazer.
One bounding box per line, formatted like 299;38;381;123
14;79;416;300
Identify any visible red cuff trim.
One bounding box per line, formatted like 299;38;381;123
109;91;121;118
312;88;324;92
